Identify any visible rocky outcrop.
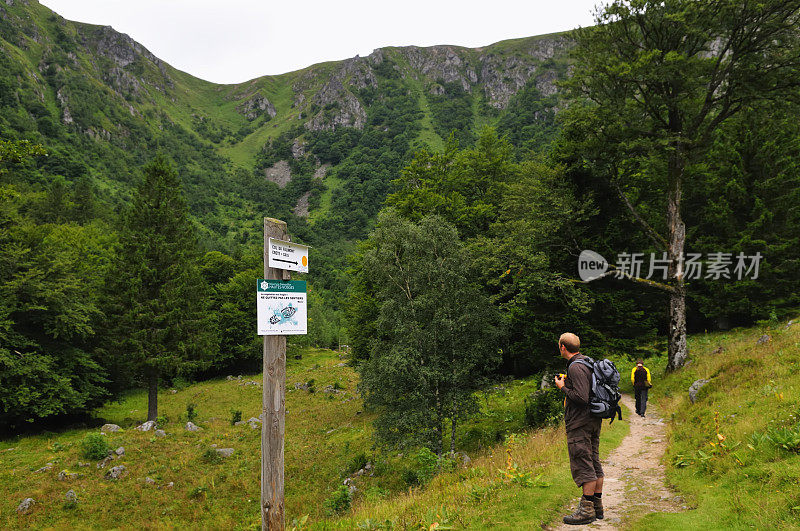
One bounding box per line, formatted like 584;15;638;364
265;160;292;188
293;191;311;218
237;94;277;121
401;45;477;92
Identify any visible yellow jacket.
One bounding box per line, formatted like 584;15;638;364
631;365;652;387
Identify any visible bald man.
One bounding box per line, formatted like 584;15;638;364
554;332;604;525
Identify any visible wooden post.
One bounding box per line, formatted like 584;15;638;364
262;218;289;530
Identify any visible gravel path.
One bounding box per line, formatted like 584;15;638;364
548;394;687;530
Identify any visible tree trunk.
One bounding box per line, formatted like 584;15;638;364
666;145;689;372
147;371;158;421
450;416;457;455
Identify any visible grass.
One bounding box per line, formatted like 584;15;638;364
629;317;800;530
0;347;631;529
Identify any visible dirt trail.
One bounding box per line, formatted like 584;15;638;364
549;394;686;530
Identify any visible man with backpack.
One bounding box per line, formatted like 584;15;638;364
554;332;605;525
631;359;652;417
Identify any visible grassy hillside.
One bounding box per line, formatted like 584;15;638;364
635;318;800;529
0;346;629;529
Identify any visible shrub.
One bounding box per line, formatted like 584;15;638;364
230;409;242;426
323;485;351;515
343;452;368;476
80;433;110;460
524;388;564;429
186;402;198;422
156;415;168;428
201;447;221;464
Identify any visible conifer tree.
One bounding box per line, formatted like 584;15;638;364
106;155;214;421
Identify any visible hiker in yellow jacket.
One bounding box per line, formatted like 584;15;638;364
631;360;652;417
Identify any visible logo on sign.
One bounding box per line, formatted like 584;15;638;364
260;281;269;290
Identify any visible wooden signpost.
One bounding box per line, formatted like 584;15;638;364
259;217;303;531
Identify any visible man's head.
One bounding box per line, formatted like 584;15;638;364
558;333;581;360
636;359;644;367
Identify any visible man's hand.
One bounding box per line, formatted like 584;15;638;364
554;374;565;390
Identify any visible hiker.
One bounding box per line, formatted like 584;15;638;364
631;359;652;417
554;332;604;525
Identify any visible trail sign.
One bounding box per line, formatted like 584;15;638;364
257;280;307;335
268;238;309;274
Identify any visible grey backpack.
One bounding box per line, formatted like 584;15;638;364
575;357;623;423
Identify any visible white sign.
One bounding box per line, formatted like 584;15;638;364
257;280;307;335
268;238;309;274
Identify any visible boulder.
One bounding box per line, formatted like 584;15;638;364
57;470;82;481
185;422;202;432
17;498;35;514
33;463;53;473
689;379;710;404
106;465;127;480
215;448;235;458
135;420;156;432
154;429;166;438
101;423;122;433
756;334;771;345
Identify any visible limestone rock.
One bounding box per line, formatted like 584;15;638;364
155;429;166;438
101;423;122;433
33;463;53;473
264;160;292;188
237;94;277;121
115;447;125;456
145;476;156;485
57;470;82;481
106;465;127;480
756;334;771;345
215;448;235;458
135;420;156;432
64;489;77;505
17;498;35;514
689;379;710;404
185;422;202;432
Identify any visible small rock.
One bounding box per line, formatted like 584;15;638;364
165;481;174;488
458;452;471;466
185;422;202;432
215;448;235;458
135;420;156;432
97;456;114;469
33;463;54;473
115;447;125;456
57;470;82;481
234;420;247;426
106;465;127;480
784;319;794;330
226;375;234;381
77;462;89;467
294;382;309;391
154;429;166;438
17;498;35;514
247;417;261;424
64;489;77;504
170;389;177;394
145;477;156;485
756;334;771;345
712;345;724;355
101;423;122;433
336;362;347;367
688;379;710;404
540;374;553;390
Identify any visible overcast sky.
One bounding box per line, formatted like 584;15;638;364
40;0;601;85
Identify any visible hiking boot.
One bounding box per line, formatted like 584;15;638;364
593;496;604;519
563;497;596;525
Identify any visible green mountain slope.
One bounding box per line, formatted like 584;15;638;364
0;0;569;253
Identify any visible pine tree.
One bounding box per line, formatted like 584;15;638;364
106;155;214;421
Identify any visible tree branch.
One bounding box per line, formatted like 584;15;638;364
610;175;669;251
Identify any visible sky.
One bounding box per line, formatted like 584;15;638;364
40;0;601;85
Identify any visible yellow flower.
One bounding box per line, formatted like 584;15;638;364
717;433;726;442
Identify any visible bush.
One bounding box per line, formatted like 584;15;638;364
80;432;110;460
323;485;351;515
230;409;242;426
402;447;455;487
186;403;198;422
524;388;564;429
201;447;221;464
343;452;368;476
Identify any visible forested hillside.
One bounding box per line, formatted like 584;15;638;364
2;0;799;432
